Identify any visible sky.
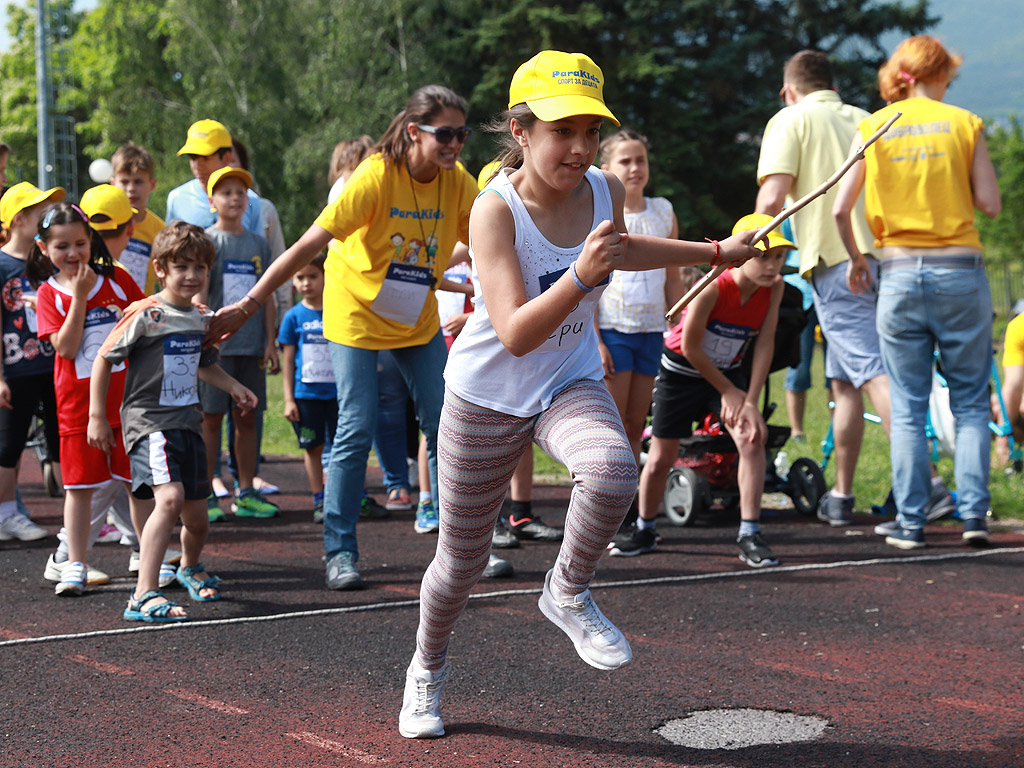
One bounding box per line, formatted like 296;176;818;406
1;0;1022;121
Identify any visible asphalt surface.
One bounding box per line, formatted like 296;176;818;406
2;454;1023;768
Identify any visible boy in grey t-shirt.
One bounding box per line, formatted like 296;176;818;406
90;222;256;622
198;166;279;520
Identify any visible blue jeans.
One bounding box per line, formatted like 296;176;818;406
876;264;992;529
374;350;412;493
323;332;446;560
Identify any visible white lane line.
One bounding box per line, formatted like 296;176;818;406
2;546;1022;648
163;689;249;715
286;732;387;763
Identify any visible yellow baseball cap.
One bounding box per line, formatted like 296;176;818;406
177;119;233;156
207;166;252;197
732;213;796;252
477;160;502;191
80;184;137;231
509;51;619;126
0;182;66;227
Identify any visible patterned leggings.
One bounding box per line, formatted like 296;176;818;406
415;379;638;669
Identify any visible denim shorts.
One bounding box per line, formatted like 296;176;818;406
811;261;886;388
598;328;663;376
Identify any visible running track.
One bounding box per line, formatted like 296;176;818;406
2;456;1023;767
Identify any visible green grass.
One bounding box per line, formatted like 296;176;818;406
265;350;1023;518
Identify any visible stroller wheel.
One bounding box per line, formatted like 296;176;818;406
42;461;62;497
786;457;826;515
663;467;707;526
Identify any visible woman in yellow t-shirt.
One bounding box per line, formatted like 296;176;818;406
833;35;1002;549
211;85;478;590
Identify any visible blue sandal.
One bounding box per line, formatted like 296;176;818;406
176;563;221;602
124;590;187;623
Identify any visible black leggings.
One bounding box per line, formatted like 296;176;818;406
0;372;59;468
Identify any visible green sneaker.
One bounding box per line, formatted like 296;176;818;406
207;494;226;523
232;489;279;518
360;495;390;519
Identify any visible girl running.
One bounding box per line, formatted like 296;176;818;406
398;50;758;739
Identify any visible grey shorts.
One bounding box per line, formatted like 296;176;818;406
811;260;886;388
128;429;209;500
198;355;267;414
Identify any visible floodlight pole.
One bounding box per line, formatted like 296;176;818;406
35;0;54;189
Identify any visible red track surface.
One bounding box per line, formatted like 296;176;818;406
2;454;1023;767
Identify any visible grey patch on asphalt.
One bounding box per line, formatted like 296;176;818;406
656;708;830;750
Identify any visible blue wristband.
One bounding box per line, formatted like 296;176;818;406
569;261;594;293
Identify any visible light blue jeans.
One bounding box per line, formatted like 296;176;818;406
323;333;446;560
374;350;412;494
876;263;992;529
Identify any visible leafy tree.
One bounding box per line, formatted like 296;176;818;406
977;116;1024;265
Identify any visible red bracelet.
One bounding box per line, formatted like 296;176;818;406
705;238;721;267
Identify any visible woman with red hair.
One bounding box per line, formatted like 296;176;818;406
833;35;1001;550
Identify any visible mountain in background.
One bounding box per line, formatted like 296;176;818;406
887;0;1024;122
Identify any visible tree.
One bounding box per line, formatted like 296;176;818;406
976;116;1024;265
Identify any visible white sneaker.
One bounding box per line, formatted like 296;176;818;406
0;514;49;542
44;554;110;585
158;561;177;588
398;660;450;739
128;550;141;573
55;561;87;596
538;568;632;671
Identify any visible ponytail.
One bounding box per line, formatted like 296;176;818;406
27;202;115;288
483;104;538;176
879;35;962;102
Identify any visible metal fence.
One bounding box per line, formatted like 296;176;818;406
989;262;1024;317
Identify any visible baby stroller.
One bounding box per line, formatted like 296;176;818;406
660;283;827;525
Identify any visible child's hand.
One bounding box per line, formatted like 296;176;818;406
847;253;873;295
232;385;259;415
731;402;767;445
87;415;115;453
284;400;300;423
0;380;11;410
443;312;470;338
69;260;97;298
718;230;760;267
575;220;628;288
265;342;280;375
598;340;615;376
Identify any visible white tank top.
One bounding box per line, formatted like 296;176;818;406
444;166;613;417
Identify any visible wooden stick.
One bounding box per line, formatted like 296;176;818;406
665;111;902;319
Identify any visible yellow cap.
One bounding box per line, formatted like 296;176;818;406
207;166;252;197
732;213;796;252
508;51;619;126
80;185;137;231
0;182;66;227
477;160;502;191
177;119;233;156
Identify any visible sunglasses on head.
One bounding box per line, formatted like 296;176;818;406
417;124;472;145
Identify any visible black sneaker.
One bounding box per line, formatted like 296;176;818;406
482;553;514;578
817;492;854;527
737;532;779;568
507;512;563;542
608;525;658;557
491;518;520;549
360;495;390;519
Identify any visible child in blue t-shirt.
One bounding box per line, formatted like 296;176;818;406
278;254;336;522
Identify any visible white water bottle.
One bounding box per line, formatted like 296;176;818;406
774;451;790;478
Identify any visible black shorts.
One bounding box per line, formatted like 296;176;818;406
291;398;338;450
128;429;210;500
0;372;58;467
650;348;748;439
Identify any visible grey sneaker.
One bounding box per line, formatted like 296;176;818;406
398;660;450;739
874;481;958;536
325;551;364;590
538;568;631;671
482;553;513;578
817;492;854;527
491;518;519;549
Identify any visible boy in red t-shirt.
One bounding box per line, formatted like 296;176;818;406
616;213;790;566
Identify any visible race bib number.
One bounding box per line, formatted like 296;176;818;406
160;333;201;406
76;307;122;379
300;336;334;384
118;244;151;293
370;263;431;326
701;319;751;370
223;260;258;307
619;271;657;306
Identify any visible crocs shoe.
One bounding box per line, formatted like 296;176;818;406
232;489;279;518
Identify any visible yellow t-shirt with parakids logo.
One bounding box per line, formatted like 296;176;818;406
314;154;476;349
1004;314;1024;368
